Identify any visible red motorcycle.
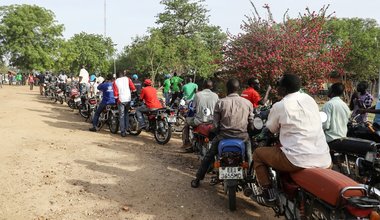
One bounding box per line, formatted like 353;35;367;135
248;111;380;219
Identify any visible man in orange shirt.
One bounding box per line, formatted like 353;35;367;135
136;79;162;128
241;78;262;107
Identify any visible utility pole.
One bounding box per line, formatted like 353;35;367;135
104;0;106;37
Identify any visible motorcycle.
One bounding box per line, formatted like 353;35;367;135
67;87;81;109
190;123;214;160
53;85;65;104
347;114;380;143
128;100;172;145
94;104;119;132
249;110;380;219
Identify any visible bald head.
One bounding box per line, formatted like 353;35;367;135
203;80;213;90
227;79;240;95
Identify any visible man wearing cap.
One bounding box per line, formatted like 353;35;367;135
136;79;163;128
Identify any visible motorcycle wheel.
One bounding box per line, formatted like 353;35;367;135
154;120;172;145
308;202;331;220
108;113;119;134
228;185;237;211
173;115;186;132
128;116;142;136
79;107;89;119
68;100;75;109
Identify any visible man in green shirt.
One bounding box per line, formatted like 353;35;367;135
170;72;183;105
163;74;171;106
322;82;351;143
182;77;198;100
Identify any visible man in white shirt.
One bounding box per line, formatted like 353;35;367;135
322;83;351;143
79;65;90;96
113;72;136;137
252;73;331;206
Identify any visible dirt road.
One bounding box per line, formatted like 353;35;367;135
0;85;276;220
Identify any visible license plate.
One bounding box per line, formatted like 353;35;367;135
219;167;243;180
74;97;81;102
168;116;176;123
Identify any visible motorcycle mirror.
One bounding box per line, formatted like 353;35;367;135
180;99;186;106
319;111;328;123
253;117;264;130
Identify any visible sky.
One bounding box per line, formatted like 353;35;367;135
2;0;380;52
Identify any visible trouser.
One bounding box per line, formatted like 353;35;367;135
39;84;44;95
30;83;33;90
182;117;196;146
118;102;130;134
170;92;180;105
164;92;171;107
195;135;252;180
253;147;303;187
136;106;149;126
92;102;107;128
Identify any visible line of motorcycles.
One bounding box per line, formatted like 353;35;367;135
185;105;380;219
43;81;188;145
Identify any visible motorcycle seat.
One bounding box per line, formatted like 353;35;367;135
290;168;363;206
193;123;214;137
218;139;246;158
329;137;377;157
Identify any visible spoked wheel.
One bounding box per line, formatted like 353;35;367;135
173;115;186;132
108;113;119;134
309;202;331;220
79;106;89;119
128;116;142;136
68;100;76;109
154;119;172;145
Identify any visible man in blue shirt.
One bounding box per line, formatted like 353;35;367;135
89;74;116;132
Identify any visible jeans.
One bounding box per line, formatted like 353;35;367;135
118;102;130;134
93;102;107;128
170;91;181;105
136;106;149;126
164;92;171;107
195;135;252;180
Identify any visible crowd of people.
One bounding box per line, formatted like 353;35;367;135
8;65;378;207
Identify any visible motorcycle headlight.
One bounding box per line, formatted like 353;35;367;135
253;117;263;130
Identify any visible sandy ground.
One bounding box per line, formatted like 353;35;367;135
0;85;278;220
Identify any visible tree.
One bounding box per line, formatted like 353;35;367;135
67;32;115;74
222;4;350;93
0;4;64;71
326;18;380;81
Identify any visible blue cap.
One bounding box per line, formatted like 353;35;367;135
132;74;138;80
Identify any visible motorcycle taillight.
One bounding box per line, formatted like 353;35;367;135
346;205;372;218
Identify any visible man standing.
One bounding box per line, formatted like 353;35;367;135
322;83;351;143
182;80;218;150
37;72;46;95
170;72;183;105
182;77;198;101
113;72;136;137
191;79;254;188
89;74;116;132
163;74;171;106
79;65;90;96
252;73;331;206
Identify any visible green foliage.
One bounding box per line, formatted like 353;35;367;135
326;18;380;80
0;4;64;71
118;0;226;82
65;32;115;74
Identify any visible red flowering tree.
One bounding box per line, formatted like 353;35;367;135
222;4;350;93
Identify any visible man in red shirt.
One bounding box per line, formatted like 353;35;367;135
241;78;262;108
136;79;162;128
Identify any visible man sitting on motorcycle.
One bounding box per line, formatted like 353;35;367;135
322;82;351;143
181;80;218;151
241;77;271;108
191;79;254;188
252;73;331;206
136;79;163;129
89;74;116;132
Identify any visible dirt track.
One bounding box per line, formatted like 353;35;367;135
0;85;277;220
